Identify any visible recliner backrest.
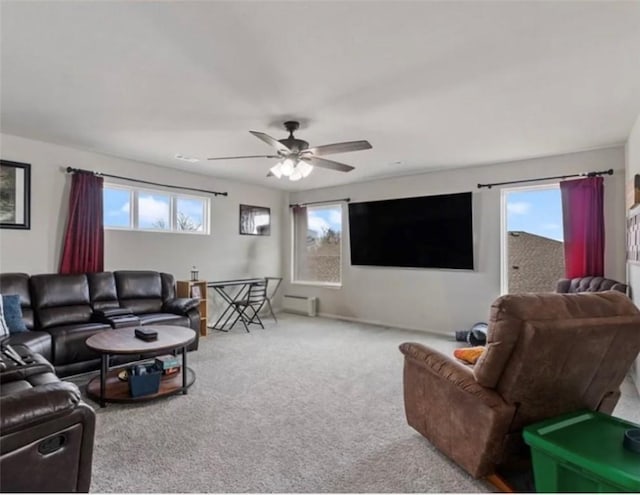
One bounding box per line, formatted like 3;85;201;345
30;274;92;329
0;273;34;330
114;271;164;314
556;276;628;295
87;272;120;311
160;272;176;301
474;291;640;430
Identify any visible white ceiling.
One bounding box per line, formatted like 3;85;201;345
2;1;640;191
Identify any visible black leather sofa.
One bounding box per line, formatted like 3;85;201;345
0;344;95;492
0;270;200;377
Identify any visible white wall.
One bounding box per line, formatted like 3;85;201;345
625;113;640;393
285;146;627;335
0;133;286;286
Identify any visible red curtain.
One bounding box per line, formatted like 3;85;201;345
560;176;604;278
59;172;104;274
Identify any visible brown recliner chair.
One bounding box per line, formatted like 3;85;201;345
556;276;628;295
399;291;640;479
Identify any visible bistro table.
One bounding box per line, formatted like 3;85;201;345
207;278;266;331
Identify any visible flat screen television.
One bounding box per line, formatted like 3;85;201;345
348;192;474;269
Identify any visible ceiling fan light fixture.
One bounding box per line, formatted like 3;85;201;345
289;168;303;181
269;163;283;178
207;121;367;180
297;161;313;178
280;158;296;176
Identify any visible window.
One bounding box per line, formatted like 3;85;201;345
292;204;342;285
176;198;205;232
103;187;130;228
103;185;209;234
501;184;564;294
138;192;170;230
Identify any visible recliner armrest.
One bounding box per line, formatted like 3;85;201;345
399;342;504;408
399;342;516;478
0;382;82;435
93;307;133;318
163;298;200;315
611;283;629;295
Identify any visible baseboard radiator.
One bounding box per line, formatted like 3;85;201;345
282;295;318;317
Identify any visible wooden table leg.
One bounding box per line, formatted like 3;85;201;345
181;346;188;394
100;353;108;407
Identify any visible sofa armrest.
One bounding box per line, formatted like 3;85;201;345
0;382;81;435
163;298;200;315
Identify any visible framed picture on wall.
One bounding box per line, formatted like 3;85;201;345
239;204;271;236
0;160;31;230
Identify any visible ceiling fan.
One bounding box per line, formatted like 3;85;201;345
207;121;372;181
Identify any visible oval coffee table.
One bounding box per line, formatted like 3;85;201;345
86;325;196;407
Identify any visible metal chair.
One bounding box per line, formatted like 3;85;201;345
264;276;282;322
231;280;268;332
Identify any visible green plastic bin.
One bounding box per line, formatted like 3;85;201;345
523;410;640;492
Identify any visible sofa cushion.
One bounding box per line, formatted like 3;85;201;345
138;313;189;327
87;272;121;311
2;295;27;333
47;322;110;366
31;274;92;329
0;273;34;330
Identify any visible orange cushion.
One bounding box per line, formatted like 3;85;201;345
453;346;485;364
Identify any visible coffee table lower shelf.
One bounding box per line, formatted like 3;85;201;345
86;367;196;404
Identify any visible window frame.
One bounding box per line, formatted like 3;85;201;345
103;183;210;235
291;202;343;287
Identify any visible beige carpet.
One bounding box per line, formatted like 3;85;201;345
75;314;640;493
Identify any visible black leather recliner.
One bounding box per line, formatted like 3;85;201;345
0;345;95;492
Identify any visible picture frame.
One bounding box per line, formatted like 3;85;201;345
0;159;31;230
239;204;271;236
191;285;202;299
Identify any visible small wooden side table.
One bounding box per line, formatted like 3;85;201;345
177;280;208;337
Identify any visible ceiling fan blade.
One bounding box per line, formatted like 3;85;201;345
303;140;372;156
207;154;279;161
249;131;291;154
301;156;355;173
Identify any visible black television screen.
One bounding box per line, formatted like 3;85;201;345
348;192;474;269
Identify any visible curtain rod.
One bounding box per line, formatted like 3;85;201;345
65;167;228;197
289;198;350;208
477;169;614;189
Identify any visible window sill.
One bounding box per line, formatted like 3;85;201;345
291;281;342;289
105;227;209;235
